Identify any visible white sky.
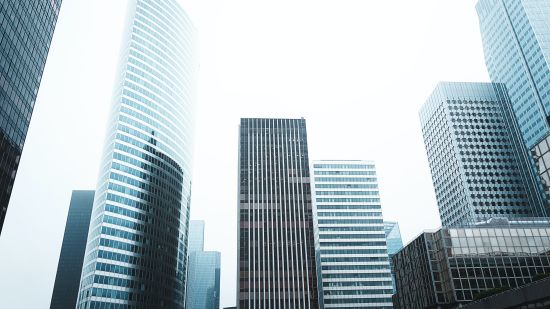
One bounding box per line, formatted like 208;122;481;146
0;0;488;307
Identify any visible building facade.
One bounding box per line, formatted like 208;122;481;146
186;251;221;309
0;0;62;234
462;276;550;309
533;135;550;203
419;82;548;227
392;219;550;308
238;118;319;308
476;0;550;150
312;160;393;308
50;190;95;309
76;0;197;307
384;221;403;294
185;220;221;309
384;221;403;257
188;220;205;254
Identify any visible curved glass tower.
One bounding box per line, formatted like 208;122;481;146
77;0;196;307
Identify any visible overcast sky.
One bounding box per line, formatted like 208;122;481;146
0;0;488;307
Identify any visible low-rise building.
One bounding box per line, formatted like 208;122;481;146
392;219;550;308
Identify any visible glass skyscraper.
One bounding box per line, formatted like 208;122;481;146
477;0;550;211
186;252;221;309
383;222;403;257
477;0;550;150
77;0;197;307
313;160;393;308
420;82;548;227
238;118;319;309
187;220;205;254
50;190;95;309
384;221;403;294
185;220;221;309
0;0;62;234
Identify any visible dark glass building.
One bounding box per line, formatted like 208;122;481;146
392;219;550;309
50;190;95;309
238;118;319;308
0;0;62;234
462;276;550;309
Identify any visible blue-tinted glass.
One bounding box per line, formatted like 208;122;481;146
0;0;62;234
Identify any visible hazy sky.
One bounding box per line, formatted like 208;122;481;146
0;0;489;307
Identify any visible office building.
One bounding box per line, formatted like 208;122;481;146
476;0;550;150
185;220;221;309
392;219;550;309
384;221;403;294
384;221;403;257
238;118;319;308
50;190;95;309
188;220;205;254
76;0;197;307
312;160;393;308
419;82;548;227
462;276;550;309
0;0;62;234
477;0;550;213
532;135;550;204
186;251;221;309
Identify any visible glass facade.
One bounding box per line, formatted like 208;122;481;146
238;118;319;309
313;161;393;308
0;0;62;234
185;220;221;309
392;219;550;309
477;0;550;150
384;221;403;257
186;251;221;309
50;190;95;309
384;221;403;294
462;276;550;308
76;0;197;307
419;82;548;227
188;220;205;254
533;134;550;202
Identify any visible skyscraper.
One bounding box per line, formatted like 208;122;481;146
76;0;197;307
420;82;547;227
477;0;550;209
312;160;394;308
185;220;221;309
186;252;221;309
0;0;62;234
476;0;550;150
384;221;403;294
238;118;319;308
50;190;95;309
188;220;205;254
383;221;403;257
